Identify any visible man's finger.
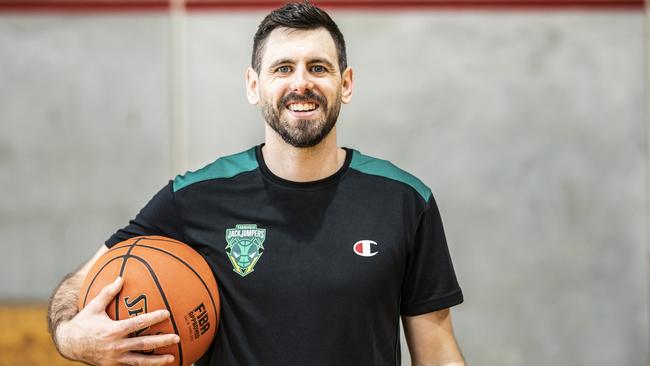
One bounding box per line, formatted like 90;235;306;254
85;276;123;313
116;333;180;352
118;352;175;366
118;310;171;336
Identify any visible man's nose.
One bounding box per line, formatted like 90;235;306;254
289;66;314;93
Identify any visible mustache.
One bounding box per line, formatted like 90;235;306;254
278;91;326;108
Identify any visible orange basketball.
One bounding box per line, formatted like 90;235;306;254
78;236;220;366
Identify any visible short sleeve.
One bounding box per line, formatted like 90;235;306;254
105;181;185;247
400;194;463;316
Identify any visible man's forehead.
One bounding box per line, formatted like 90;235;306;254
261;27;338;67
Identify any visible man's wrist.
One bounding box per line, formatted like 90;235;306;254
54;321;76;361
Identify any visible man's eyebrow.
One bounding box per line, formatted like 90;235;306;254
267;58;336;70
268;58;294;69
309;58;336;69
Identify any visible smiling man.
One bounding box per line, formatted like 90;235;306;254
48;2;465;365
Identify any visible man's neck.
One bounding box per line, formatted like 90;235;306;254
262;126;346;183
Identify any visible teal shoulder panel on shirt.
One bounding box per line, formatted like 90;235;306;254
173;147;258;192
349;150;432;202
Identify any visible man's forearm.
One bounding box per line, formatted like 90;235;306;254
47;270;83;357
403;309;465;366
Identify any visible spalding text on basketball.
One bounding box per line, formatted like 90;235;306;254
123;294;149;337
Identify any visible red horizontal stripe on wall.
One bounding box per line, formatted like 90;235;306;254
0;0;644;12
0;0;168;11
186;0;644;10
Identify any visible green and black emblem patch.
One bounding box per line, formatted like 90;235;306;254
225;224;266;277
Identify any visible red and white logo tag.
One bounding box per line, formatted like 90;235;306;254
353;240;378;257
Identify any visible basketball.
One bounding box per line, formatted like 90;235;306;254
78;236;220;366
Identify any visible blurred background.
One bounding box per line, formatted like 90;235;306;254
0;0;647;365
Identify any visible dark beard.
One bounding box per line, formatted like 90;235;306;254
262;90;341;148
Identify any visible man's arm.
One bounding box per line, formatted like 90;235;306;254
48;244;180;366
402;308;465;366
48;244;108;354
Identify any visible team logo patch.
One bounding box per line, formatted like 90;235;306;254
225;224;266;277
353;240;378;257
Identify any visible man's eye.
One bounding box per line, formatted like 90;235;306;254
312;65;326;73
277;66;291;73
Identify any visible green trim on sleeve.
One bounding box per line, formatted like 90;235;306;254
349;150;432;202
173;147;258;192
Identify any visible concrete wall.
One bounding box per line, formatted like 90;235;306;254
0;9;646;365
0;14;172;298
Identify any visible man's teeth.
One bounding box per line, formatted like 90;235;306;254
288;103;317;112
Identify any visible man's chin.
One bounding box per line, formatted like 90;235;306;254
279;131;325;148
273;124;332;148
281;110;323;124
263;107;337;148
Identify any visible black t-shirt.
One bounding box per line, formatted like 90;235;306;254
107;144;463;366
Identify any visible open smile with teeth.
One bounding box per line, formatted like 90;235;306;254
287;102;319;112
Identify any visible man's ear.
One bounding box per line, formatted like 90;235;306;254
341;67;354;104
246;67;260;105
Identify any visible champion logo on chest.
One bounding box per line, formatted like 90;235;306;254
353;240;379;257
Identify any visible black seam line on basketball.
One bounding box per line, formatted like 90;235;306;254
116;238;144;321
131;243;219;325
104;237;183;256
104;236;187;255
82;255;129;308
128;254;183;366
105;237;188;255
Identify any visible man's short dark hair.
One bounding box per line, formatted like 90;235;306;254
252;1;347;75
